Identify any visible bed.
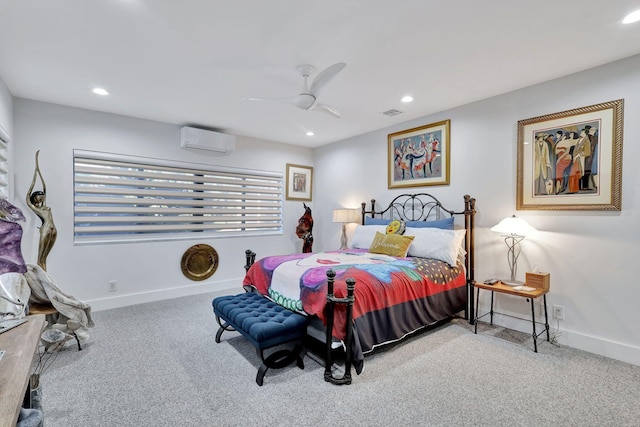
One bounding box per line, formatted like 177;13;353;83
242;193;476;383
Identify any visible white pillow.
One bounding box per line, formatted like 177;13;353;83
349;225;387;249
404;227;466;266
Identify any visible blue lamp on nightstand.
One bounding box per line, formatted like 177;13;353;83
491;215;537;286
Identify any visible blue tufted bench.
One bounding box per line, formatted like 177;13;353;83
212;292;308;386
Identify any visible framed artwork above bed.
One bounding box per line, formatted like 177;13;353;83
388;119;451;189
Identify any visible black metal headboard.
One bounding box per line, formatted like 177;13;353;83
360;192;458;223
360;193;477;322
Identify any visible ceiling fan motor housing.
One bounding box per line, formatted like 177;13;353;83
294;93;317;110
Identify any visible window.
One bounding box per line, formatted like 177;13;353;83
0;137;7;199
73;150;283;244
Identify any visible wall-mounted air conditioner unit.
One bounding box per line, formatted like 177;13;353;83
179;126;236;154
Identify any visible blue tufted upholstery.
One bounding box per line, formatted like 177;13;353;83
212;292;309;385
212;292;308;350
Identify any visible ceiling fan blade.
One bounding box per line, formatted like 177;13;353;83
246;96;296;103
311;102;341;118
309;62;346;96
246;94;315;110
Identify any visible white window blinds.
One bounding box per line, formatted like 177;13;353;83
0;137;8;199
73;150;283;243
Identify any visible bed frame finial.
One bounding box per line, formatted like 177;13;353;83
244;249;256;273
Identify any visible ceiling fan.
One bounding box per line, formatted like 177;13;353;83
249;62;346;118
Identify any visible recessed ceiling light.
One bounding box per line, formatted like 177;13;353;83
306;131;314;136
623;10;640;24
401;95;414;103
92;87;109;96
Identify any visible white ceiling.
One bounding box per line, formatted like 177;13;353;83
1;1;640;148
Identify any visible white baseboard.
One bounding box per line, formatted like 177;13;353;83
476;305;640;367
87;278;241;312
560;328;640;366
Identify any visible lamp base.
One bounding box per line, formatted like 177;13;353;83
340;223;348;250
500;279;524;287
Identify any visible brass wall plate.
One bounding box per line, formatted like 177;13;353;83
181;244;218;281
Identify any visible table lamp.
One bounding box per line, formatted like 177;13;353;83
490;215;537;286
332;208;360;249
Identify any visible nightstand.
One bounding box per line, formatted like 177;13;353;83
473;280;550;352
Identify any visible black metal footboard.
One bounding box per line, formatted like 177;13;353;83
324;270;356;385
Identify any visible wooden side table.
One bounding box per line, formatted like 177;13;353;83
473;280;550;352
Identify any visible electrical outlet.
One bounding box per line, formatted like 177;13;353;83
108;281;117;292
553;305;564;320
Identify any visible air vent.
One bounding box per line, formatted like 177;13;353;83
382;109;403;117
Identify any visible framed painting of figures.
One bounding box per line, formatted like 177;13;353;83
517;99;623;211
388;119;450;189
286;163;313;201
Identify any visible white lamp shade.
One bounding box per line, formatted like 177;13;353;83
490;215;537;237
332;208;360;224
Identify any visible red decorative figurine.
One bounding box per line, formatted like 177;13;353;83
295;203;313;253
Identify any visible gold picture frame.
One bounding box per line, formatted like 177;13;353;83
388;119;451;189
516;99;623;211
286;163;313;201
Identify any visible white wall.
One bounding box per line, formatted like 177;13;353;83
13;99;314;311
0;75;13;201
313;55;640;366
0;75;12;141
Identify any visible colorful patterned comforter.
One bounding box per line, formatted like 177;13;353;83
243;249;467;371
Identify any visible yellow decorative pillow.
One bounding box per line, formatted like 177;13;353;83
385;219;406;235
369;231;415;257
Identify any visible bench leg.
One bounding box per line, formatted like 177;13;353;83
214;315;236;343
256;342;304;386
256;358;271;387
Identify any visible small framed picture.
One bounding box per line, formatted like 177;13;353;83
388;120;451;188
517;99;623;210
286;163;313;201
